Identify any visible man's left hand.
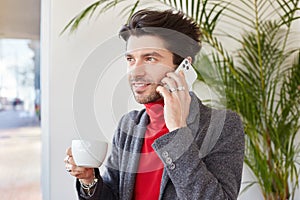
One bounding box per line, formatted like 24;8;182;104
156;70;191;131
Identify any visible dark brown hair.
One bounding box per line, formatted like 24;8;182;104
119;9;202;65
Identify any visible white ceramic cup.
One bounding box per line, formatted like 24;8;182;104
71;139;108;168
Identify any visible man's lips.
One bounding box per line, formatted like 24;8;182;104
131;82;151;92
132;82;151;86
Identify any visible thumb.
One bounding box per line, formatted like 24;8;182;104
66;147;72;157
156;85;171;100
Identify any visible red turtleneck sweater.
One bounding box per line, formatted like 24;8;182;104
133;100;169;200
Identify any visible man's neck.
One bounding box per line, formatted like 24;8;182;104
144;100;165;125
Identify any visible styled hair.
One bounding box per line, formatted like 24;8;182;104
119;9;202;65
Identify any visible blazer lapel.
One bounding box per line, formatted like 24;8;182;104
122;111;149;200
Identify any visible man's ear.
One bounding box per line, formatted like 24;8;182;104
187;56;192;64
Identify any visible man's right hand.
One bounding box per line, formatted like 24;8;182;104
64;147;95;184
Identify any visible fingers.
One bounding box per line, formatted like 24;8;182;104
64;155;73;173
65;147;77;173
166;70;185;88
171;71;189;93
64;147;95;181
66;147;72;156
70;166;90;178
64;155;76;165
159;70;188;95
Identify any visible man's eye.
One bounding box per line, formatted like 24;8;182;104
146;57;156;62
126;57;134;62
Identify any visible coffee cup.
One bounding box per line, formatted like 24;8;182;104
71;139;108;168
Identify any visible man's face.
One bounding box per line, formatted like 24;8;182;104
125;35;176;104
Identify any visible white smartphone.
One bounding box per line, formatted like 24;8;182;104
175;58;198;90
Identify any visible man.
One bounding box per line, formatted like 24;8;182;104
65;9;244;200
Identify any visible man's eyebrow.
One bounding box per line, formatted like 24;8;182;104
124;51;164;57
124;52;133;57
143;52;163;58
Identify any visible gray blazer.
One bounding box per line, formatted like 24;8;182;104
77;92;245;200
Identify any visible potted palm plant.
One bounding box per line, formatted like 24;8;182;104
63;0;300;199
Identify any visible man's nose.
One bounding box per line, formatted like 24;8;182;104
129;61;146;77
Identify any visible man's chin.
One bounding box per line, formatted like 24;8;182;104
134;93;162;104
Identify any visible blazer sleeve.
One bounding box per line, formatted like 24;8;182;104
76;119;125;200
76;168;117;200
152;110;245;200
75;110;145;200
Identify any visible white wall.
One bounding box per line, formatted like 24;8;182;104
41;0;126;199
41;1;300;199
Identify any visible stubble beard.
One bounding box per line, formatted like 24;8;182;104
132;85;162;104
